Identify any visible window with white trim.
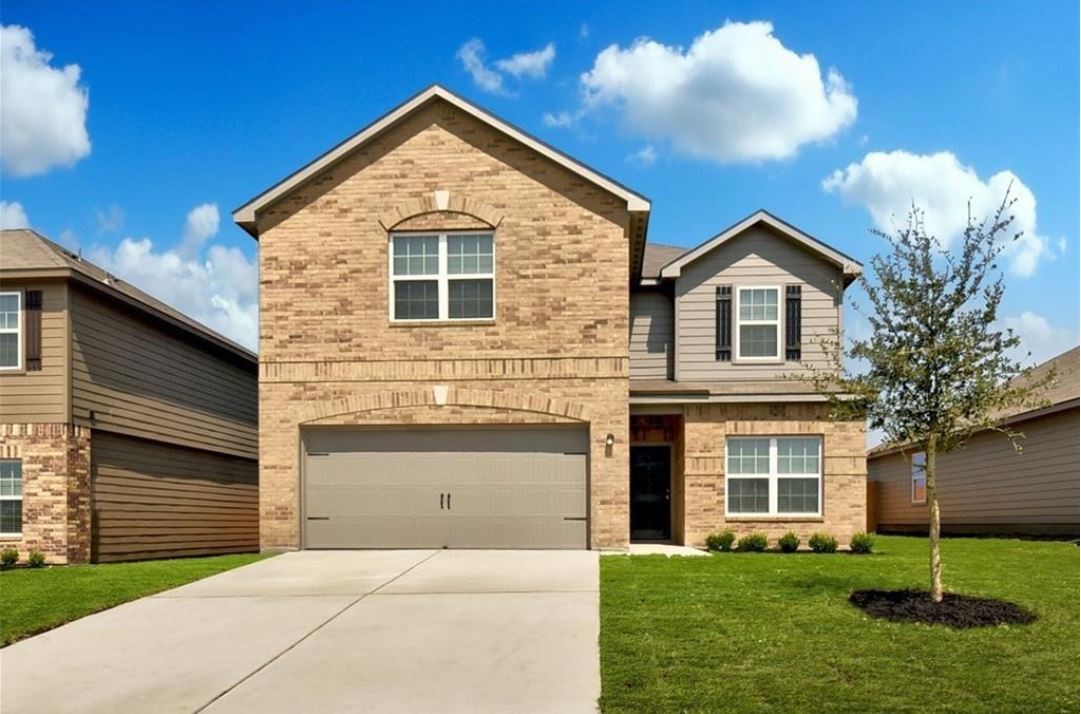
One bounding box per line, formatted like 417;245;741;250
0;459;22;536
726;436;822;516
911;451;927;504
735;287;780;360
0;292;21;370
390;233;494;321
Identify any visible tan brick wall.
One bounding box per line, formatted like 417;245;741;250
681;403;866;547
256;98;632;550
0;423;91;564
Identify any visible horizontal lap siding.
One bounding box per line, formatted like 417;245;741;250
0;281;68;423
869;408;1080;531
630;290;673;379
70;286;257;458
92;431;258;562
675;226;842;381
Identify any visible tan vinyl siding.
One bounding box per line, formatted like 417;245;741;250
91;431;257;562
869;408;1080;532
674;225;842;381
630;289;673;380
0;280;68;423
70;286;257;458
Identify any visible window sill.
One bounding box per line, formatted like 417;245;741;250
389;320;496;328
725;516;824;523
0;534;23;539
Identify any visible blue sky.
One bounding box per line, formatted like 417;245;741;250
1;1;1078;359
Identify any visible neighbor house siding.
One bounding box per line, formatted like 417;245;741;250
630;289;673;380
869;407;1080;535
0;280;69;424
69;285;257;459
674;225;843;381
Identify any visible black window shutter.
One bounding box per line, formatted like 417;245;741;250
25;290;43;371
715;285;732;361
785;285;802;361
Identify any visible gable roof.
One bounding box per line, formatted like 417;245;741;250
232;84;651;237
657;209;862;284
0;229;256;364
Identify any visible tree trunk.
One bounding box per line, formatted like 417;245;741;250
926;434;944;602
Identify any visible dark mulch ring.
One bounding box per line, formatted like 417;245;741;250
849;588;1037;628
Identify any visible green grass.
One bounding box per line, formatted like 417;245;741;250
600;536;1078;713
0;552;270;646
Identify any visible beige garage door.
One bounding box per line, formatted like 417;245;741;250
303;426;588;549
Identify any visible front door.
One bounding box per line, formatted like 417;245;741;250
630;445;671;541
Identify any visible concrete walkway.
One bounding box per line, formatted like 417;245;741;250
1;550;600;713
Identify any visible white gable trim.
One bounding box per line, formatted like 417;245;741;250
658;210;862;280
233;85;650;235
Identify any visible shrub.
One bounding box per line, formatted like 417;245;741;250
778;531;801;553
27;550;47;568
737;532;768;552
704;529;736;552
809;532;839;553
850;531;875;554
0;548;17;570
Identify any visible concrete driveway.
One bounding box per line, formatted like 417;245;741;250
1;550;600;713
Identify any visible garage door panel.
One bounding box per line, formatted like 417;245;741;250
303;427;588;549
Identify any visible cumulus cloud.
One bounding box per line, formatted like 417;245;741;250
573;21;857;162
179;202;220;257
1002;311;1076;366
495;42;555;79
823;150;1056;277
89;204;257;349
0;25;91;176
542;110;576;128
457;38;505;94
0;200;30;229
627;144;657;167
94;204;124;234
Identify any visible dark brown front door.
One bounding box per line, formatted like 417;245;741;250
630;445;671;542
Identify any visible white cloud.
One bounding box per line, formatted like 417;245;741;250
823;150;1055;277
0;200;30;229
180;202;220;257
457;38;505;94
495;42;556;79
94;204;124;234
57;229;78;250
627;144;657;167
542;110;576;128
0;25;91;176
89;204;257;349
1002;311;1076;366
576;21;857;163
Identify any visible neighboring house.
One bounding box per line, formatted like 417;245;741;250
868;347;1080;538
0;229;259;563
233;84;867;552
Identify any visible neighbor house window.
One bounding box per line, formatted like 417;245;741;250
0;460;22;536
390;233;494;321
735;287;780;360
0;292;20;370
726;437;822;516
911;451;927;504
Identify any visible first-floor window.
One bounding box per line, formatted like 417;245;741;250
390;233;495;321
911;451;927;504
0;459;22;535
726;436;822;516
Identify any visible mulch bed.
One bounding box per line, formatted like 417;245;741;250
849;588;1037;628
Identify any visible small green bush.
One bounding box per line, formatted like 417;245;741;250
808;532;839;553
0;548;17;570
27;550;47;568
849;532;875;554
737;532;768;552
705;529;736;552
778;531;801;553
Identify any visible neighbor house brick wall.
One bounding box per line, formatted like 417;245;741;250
681;403;865;547
0;423;91;564
256;98;632;550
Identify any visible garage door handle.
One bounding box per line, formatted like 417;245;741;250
307;516;330;521
440;493;445;510
446;493;452;510
563;517;587;521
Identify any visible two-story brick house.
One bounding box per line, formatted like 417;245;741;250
235;85;866;551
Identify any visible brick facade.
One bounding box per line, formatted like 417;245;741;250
256;98;633;550
0;423;91;564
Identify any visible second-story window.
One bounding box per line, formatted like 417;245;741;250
735;286;780;360
390;233;494;321
0;292;21;370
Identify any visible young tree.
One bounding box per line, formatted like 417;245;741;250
812;193;1052;602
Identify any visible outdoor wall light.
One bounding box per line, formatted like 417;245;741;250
605;433;615;447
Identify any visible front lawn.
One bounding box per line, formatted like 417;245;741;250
600;536;1078;713
0;552;270;646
